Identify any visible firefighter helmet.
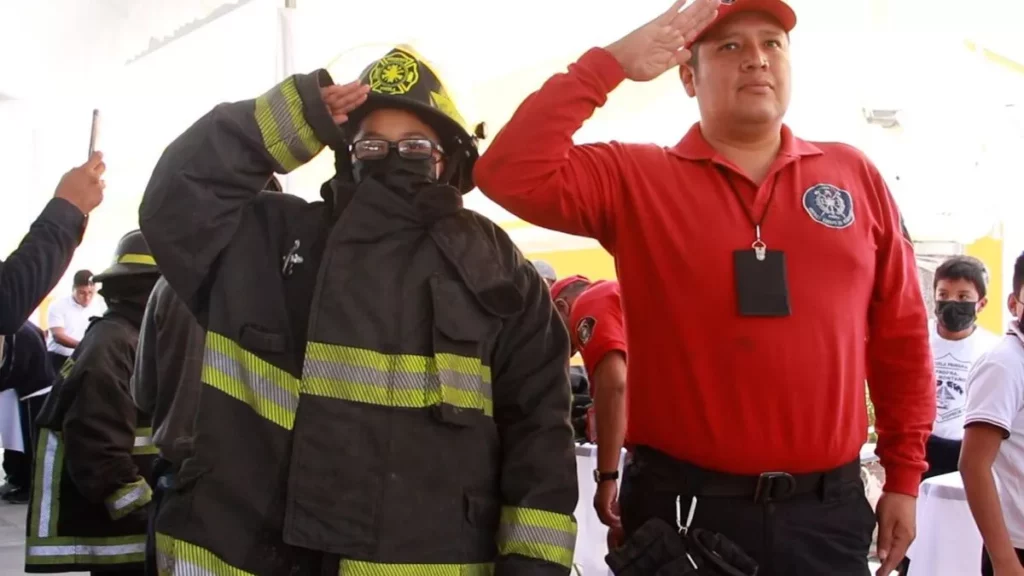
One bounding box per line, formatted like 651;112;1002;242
346;45;486;194
92;230;159;282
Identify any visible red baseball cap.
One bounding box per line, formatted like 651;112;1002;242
690;0;797;46
550;275;590;301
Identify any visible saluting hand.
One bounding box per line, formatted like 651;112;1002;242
54;152;105;216
320;81;370;125
605;0;720;82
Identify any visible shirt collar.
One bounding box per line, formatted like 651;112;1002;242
669;123;822;162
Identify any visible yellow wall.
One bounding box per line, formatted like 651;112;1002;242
524;247;616;282
966;231;1005;334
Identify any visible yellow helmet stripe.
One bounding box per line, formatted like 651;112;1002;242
118;254;156;266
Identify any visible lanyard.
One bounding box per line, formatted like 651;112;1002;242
718;168;783;261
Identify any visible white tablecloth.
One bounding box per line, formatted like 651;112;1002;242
573;445;623;575
907;472;982;576
573;443;883;574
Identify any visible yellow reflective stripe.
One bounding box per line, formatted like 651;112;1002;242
59;357;74;379
254;76;324;173
105;477;152;521
303;342;493;415
156;533;255;576
202;332;299;430
338;560;493;575
28;429;63;541
25;535;145;566
497;506;577;569
118;253;156;266
133;427;158;456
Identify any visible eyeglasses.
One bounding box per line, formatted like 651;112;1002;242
351;138;444;163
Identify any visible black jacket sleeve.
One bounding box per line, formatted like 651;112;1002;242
491;258;578;575
0;199;84;334
61;327;149;520
138;70;341;320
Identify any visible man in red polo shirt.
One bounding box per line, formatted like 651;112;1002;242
551;276;629;544
475;0;934;574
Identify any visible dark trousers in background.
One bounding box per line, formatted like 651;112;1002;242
47;352;68;378
2;393;48;489
923;434;962;479
145;458;175;576
619;446;875;576
982;547;1024;576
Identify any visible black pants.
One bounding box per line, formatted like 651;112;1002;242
982;547;1024;575
47;352;68;377
923;434;962;480
619;447;875;576
2;393;48;488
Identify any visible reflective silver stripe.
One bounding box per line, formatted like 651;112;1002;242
37;430;59;539
500;523;577;552
162;557;217;576
27;542;146;557
110;484;148;513
302;359;492;402
134;436;153;448
204;346;298;412
262;86;314;169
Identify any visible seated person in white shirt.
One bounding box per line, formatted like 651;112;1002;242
927;256;1001;478
961;251;1024;576
46;269;98;373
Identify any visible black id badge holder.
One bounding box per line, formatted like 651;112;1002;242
733;229;791;317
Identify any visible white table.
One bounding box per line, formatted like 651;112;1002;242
907;472;982;576
573;443;884;574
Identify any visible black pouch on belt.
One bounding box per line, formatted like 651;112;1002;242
606;519;759;576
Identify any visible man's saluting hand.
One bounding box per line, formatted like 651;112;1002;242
605;0;720;82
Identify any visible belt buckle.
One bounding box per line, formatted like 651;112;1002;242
753;471;796;503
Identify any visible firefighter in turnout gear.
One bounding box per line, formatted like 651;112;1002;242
26;230;161;575
139;45;578;575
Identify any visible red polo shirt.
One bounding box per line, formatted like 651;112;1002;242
570;280;626;379
475;48;935;496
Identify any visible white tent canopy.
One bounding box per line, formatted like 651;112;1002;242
1;0;1022;277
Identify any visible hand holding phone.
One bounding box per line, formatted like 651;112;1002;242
88;109;100;158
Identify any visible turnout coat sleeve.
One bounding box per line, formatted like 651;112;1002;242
0;199;84;334
138;69;341;316
59;320;150;520
491;262;578;575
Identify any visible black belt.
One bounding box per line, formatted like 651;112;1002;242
632;445;863;504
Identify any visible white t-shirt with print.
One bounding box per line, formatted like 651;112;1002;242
930;322;1001;440
964;323;1024;549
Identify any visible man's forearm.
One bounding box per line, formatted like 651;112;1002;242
595;386;627;473
962;464;1018;564
52;333;78;348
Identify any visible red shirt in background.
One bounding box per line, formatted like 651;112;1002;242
570;280;627;444
475;48;935;496
570;281;626;376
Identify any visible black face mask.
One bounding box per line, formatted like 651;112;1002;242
935;300;977;333
352;151;435;196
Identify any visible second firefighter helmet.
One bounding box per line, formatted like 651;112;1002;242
92;230;159;282
343;45;486;194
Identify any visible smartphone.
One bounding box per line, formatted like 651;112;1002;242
88;109;100;158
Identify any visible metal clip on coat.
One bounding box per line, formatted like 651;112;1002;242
281;240;303;276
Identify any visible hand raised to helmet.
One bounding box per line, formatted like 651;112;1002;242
605;0;720;82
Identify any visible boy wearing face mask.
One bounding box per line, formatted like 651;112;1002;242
927;255;1001;478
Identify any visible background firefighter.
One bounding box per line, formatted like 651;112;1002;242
139;45;578;575
25;230;161;576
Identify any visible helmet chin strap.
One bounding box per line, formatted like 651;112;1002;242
438;141;469;188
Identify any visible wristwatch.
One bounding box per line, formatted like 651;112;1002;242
593;469;619;484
